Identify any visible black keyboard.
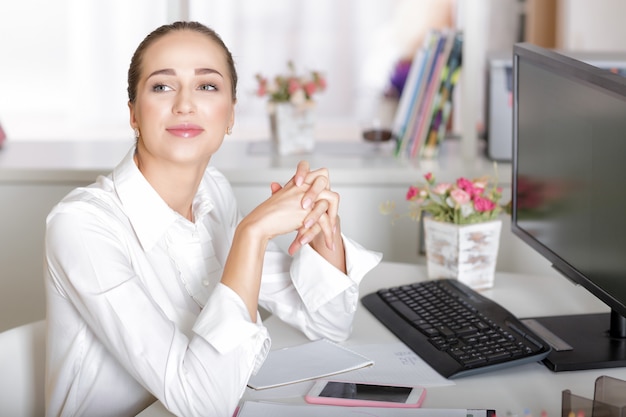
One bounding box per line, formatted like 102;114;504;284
361;279;551;378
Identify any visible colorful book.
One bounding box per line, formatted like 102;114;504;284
407;30;455;158
392;30;437;156
399;31;447;158
421;31;463;158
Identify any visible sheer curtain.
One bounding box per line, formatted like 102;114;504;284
0;0;169;141
0;0;403;141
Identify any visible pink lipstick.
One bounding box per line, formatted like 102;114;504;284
166;124;204;138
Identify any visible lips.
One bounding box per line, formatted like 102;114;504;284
166;124;204;138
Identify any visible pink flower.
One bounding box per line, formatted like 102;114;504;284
457;177;485;197
318;78;327;90
303;81;317;97
255;77;268;97
450;189;471;205
474;196;496;212
472;184;486;196
424;172;433;182
432;183;452;195
287;78;301;95
406;186;420;201
457;177;474;192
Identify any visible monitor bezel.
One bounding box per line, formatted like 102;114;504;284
511;42;626;320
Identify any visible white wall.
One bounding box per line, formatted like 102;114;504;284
557;0;626;51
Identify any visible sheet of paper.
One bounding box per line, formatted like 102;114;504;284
236;401;486;417
247;339;374;390
336;342;455;387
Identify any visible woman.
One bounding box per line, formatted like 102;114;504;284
44;21;381;417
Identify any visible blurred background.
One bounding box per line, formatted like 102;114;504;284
0;0;624;143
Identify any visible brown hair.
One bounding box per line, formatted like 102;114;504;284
127;21;238;103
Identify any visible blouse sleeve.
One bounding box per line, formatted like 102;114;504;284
258;234;382;342
45;202;269;417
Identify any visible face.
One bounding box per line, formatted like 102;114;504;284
128;30;235;169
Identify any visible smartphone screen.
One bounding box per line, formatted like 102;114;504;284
318;381;413;403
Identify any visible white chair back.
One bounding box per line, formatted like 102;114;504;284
0;320;46;417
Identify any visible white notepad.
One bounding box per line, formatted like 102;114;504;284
247;339;374;390
237;402;492;417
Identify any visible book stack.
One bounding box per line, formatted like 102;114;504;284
391;29;463;159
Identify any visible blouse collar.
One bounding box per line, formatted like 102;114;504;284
112;146;214;252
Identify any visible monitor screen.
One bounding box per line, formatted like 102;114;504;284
512;43;626;371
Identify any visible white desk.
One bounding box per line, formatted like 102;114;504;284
137;261;626;417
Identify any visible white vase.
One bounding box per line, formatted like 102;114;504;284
423;217;502;290
268;102;316;155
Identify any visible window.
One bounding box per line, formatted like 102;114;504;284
0;0;403;142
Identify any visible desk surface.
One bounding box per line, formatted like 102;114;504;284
137;261;626;417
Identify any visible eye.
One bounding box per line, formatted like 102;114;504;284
152;84;172;92
199;84;217;91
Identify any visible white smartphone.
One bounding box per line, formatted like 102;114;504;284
304;380;426;408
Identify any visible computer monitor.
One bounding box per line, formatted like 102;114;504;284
511;42;626;372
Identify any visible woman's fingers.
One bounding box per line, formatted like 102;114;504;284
296;198;336;250
301;175;328;209
294;160;310;187
270;182;282;194
297;167;329;204
306;188;339;230
278;162;342;254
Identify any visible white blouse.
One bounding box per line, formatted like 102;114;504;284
44;147;382;417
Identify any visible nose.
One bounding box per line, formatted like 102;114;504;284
173;89;195;115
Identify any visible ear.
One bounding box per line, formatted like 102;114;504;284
228;103;236;131
128;101;137;129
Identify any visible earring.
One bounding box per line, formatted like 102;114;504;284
226;126;232;135
134;128;140;139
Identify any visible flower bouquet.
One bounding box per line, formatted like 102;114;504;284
381;171;506;225
381;170;509;289
254;62;327;155
255;61;327;108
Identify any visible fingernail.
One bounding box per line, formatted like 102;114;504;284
296;176;304;186
300;235;311;245
304;219;314;229
302;198;312;209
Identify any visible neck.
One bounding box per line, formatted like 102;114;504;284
134;150;204;222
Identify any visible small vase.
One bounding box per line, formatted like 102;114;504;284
423;217;502;290
268;101;316;156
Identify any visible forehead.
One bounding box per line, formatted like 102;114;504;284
141;30;229;76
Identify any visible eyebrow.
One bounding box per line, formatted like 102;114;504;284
146;68;223;79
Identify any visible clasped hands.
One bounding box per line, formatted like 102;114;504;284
268;161;340;256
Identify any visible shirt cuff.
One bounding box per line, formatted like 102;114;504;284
290;234;382;312
193;283;270;356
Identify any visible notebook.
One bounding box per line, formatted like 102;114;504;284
247;339;374;390
237;401;497;417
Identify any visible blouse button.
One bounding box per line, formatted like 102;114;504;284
202;279;210;287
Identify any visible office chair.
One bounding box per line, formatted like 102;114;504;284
0;319;46;417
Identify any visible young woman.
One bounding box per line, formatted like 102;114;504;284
44;21;381;417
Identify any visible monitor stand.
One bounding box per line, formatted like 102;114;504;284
521;311;626;372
